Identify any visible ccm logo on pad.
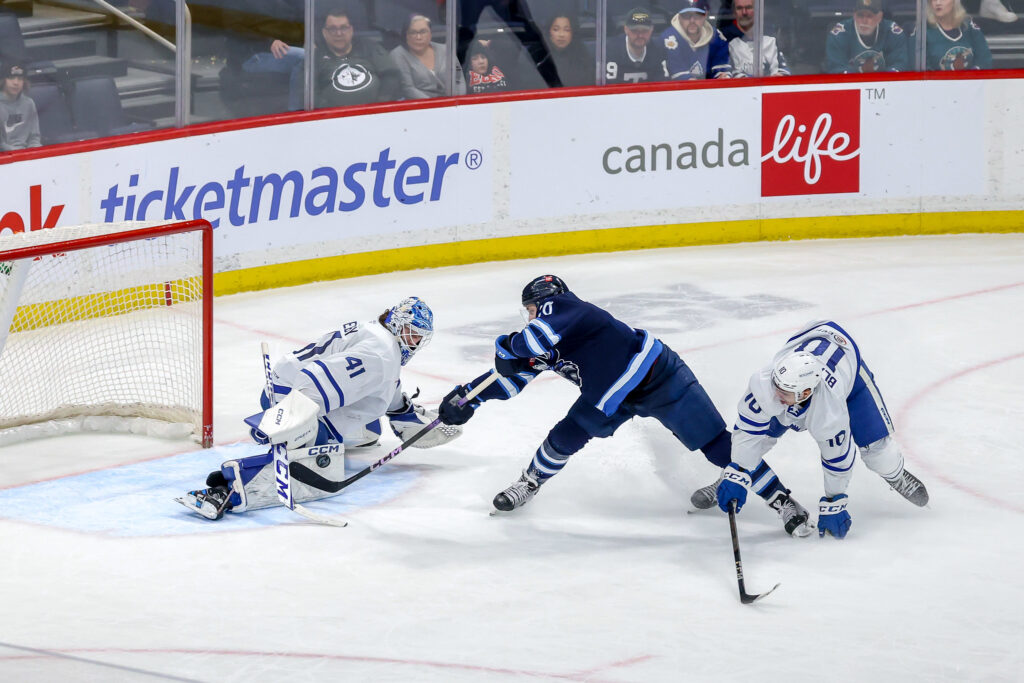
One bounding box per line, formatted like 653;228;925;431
761;90;861;197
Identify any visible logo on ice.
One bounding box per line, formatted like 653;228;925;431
760;90;861;197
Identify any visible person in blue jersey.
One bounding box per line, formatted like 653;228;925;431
691;320;930;539
177;297;461;521
437;275;733;513
660;0;732;80
824;0;909;74
919;0;993;70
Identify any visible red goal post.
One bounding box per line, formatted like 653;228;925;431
0;220;213;447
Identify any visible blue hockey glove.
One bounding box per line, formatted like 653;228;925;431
494;333;530;377
818;494;852;539
716;463;752;513
438;384;481;426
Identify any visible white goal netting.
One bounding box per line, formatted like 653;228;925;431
0;220;213;446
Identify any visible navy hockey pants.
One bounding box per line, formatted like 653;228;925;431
542;345;730;466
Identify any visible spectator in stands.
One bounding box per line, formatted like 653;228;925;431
825;0;909;73
0;63;40;151
315;3;402;108
220;0;305;111
661;0;732;80
534;12;595;87
722;0;791;76
391;14;466;99
605;7;666;84
922;0;993;69
465;38;510;94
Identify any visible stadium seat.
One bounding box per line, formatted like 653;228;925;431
68;76;156;139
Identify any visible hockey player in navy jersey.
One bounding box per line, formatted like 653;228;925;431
692;320;929;539
177;297;461;520
437;275;733;514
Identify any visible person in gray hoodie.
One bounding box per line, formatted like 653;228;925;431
0;63;41;151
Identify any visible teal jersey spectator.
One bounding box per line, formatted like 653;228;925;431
922;19;992;70
825;18;909;73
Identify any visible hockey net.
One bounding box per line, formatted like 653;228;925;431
0;220;213;447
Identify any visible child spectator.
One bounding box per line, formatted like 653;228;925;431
0;63;41;151
465;39;510;94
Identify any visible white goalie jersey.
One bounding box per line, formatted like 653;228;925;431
270;320;404;443
731;321;865;497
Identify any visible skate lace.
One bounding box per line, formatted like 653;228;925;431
502;474;539;507
891;472;921;497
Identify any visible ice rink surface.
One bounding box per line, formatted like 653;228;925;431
1;234;1022;682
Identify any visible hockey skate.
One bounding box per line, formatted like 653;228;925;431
766;490;814;537
690;474;722;510
885;469;929;507
175;485;232;520
492;469;540;512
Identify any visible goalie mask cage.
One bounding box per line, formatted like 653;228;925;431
0;220;213;447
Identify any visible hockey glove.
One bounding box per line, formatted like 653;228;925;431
494;333;531;377
716;463;752;513
529;351;582;387
438;384;481;426
818;494;852;539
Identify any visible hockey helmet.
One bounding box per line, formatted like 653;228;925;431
521;275;568;307
383;296;434;365
771;351;822;403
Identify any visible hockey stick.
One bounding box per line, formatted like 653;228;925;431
261;342;349;527
728;500;780;604
289;371;501;494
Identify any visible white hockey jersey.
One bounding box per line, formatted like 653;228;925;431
270;319;404;443
731;320;872;497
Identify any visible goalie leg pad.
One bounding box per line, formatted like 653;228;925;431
223;444;347;512
388;404;462;448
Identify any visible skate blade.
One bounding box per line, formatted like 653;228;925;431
173;495;220;521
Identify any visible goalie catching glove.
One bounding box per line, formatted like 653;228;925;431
387;391;462;447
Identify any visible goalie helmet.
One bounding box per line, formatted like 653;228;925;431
383;297;434;366
771;351;822;403
522;275;568;307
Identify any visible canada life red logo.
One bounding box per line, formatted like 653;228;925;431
761;90;861;197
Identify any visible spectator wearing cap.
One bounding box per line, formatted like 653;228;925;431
722;0;791;76
660;0;731;80
919;0;992;70
0;63;40;151
825;0;909;73
605;7;667;83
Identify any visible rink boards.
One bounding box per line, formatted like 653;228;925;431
1;73;1022;294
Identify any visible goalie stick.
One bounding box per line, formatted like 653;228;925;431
289;371;500;494
261;342;349;527
729;500;780;604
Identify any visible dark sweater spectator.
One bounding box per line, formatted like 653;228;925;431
315;4;402;108
0;63;41;151
534;13;595;87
